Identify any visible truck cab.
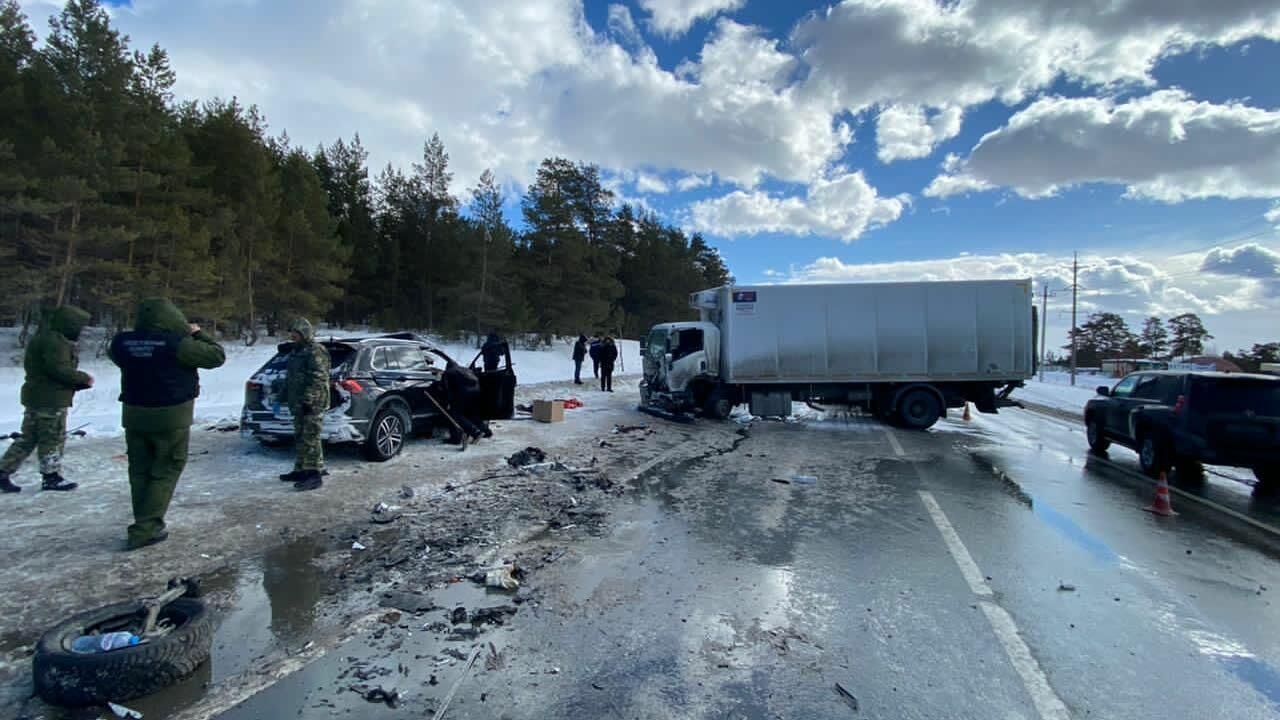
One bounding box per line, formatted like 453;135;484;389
641;321;727;416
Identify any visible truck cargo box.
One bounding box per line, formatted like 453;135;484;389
692;280;1034;385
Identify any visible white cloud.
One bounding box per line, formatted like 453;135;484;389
1201;243;1280;279
635;172;670;194
607;4;643;49
638;0;746;37
688;172;909;242
777;249;1276;347
875;104;964;162
675;173;713;192
926;91;1280;201
1267;203;1280;225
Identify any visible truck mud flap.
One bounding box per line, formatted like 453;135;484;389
637;404;696;424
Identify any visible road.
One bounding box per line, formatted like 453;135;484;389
203;406;1280;720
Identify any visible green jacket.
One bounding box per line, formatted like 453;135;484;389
285;318;330;413
109;298;226;432
21;306;92;410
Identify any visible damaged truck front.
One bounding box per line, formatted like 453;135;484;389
640;280;1037;430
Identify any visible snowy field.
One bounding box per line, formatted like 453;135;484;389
0;327;640;437
1014;369;1108;415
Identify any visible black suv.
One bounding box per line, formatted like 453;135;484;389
240;333;515;461
1084;370;1280;488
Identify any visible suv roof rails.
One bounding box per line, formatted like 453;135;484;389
324;331;427;344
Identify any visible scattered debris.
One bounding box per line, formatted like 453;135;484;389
380;611;402;625
485;642;507;671
507;447;548;468
612;424;649;434
382;591;439;614
834;682;859;712
470;605;518;627
450;607;468;624
446;627;480;641
430;645;483;720
371;502;404;524
352;541;367;551
381;543;416;568
442;648;469;661
362;686;400;709
770;478;791;485
400;485;416;499
547;667;561;675
561;399;584;410
485;566;521;591
108;702;143;719
792;475;818;485
1058;583;1077;592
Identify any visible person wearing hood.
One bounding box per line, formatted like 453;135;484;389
281;318;330;491
0;306;94;494
479;331;509;374
572;335;588;385
109;298;225;550
599;336;619;392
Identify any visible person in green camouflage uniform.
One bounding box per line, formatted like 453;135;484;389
281;318;330;492
110;298;226;550
0;306;93;493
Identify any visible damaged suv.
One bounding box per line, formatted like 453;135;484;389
240;333;459;461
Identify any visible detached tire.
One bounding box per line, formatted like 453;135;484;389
34;598;212;707
365;403;410;462
897;388;942;430
703;388;733;421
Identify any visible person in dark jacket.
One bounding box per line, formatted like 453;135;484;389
0;306;93;493
479;332;510;374
109;298;226;549
443;361;485;445
572;335;588;385
282;318;330;492
599;336;619;392
589;335;603;378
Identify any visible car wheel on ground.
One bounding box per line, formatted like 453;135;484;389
365;404;410;462
34;598;212;706
897;388;942;430
1085;416;1110;453
1138;433;1170;477
703;389;733;420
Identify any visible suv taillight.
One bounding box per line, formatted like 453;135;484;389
340;379;364;394
1173;394;1186;415
246;381;262;393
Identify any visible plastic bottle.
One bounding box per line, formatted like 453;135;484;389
71;632;141;653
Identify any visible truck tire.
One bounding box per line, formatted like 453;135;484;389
34;598;212;707
1137;433;1170;477
703;388;733;421
365;403;410;462
897;388;942;430
1085;416;1110;453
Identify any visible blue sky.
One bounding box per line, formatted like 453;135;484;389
22;0;1280;349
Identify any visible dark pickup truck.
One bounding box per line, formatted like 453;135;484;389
1084;371;1280;489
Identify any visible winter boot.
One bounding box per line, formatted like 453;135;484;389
0;473;19;494
41;474;78;492
279;470;303;482
127;530;169;551
293;470;323;492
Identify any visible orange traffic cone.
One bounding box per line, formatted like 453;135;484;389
962;403;972;422
1144;472;1177;516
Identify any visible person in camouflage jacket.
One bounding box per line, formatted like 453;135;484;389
1;306;94;494
282;318;330;491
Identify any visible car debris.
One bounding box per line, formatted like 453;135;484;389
483;565;522;591
450;607;468;624
507;447;548;468
352;541;367;551
1058;582;1077;592
361;686;400;709
371;502;404;524
470;605;518;627
109;702;144;719
834;682;859;712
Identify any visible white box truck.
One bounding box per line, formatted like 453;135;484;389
638;280;1037;429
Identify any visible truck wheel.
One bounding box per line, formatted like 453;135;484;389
703;389;733;421
897;389;942;430
1085;417;1110;453
34;598;212;707
1137;433;1170;477
364;404;410;462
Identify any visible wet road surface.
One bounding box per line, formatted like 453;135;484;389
206;410;1280;717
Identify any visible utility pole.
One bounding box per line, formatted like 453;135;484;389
1040;285;1049;383
1070;252;1079;387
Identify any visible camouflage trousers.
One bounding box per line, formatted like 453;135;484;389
0;408;67;476
126;428;190;546
293;412;325;471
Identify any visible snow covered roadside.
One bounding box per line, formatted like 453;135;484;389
1013;369;1107;416
0;327;640;437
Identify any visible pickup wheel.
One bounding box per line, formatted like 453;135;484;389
1085;416;1110;453
897;388;942;430
703;388;733;421
364;403;410;462
1137;433;1171;477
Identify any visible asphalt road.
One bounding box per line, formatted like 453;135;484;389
216;408;1280;719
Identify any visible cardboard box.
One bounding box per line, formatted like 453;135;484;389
532;400;565;423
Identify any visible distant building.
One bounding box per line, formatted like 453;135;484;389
1101;358;1169;377
1169;356;1243;373
1261;363;1280;375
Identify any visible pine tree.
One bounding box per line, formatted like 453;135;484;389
1138;316;1169;360
1168;313;1212;359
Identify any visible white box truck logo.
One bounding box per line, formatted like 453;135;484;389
733;290;757;314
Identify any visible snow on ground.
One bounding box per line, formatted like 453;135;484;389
1014;369;1108;415
0;327;639;437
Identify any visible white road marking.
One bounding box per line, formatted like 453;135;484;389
883;427;905;457
918;491;992;597
919;490;1072;720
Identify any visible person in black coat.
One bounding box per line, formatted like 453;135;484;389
589;335;602;378
572;335;588;385
442;361;485;444
599;336;619;392
480;332;509;374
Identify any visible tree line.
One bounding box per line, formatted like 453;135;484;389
0;0;730;347
1064;312;1214;368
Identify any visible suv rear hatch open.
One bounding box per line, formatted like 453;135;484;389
244;341;359;415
